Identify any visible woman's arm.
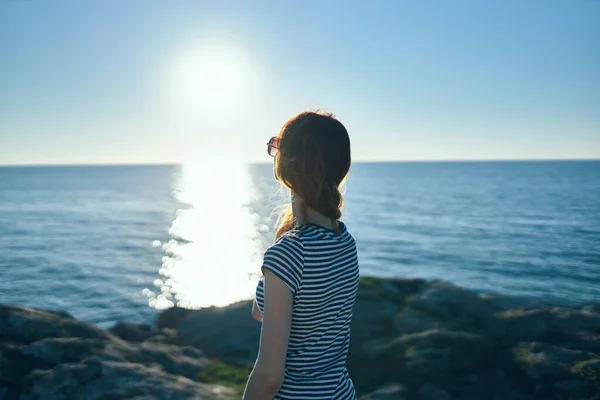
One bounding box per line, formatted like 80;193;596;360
243;269;293;400
252;298;263;322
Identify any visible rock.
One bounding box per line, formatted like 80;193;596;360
109;322;155;342
511;342;597;380
359;277;426;301
18;337;107;374
498;306;600;345
17;337;210;382
452;371;529;400
550;306;600;334
392;306;443;334
2;276;600;400
351;291;401;347
419;382;452;400
561;330;600;355
0;304;113;344
583;304;600;314
482;294;547;312
406;281;505;337
391;330;490;376
360;383;407;399
506;342;600;398
108;323;178;346
20;359;234;400
156;307;194;330
143;328;178;344
553;379;596;397
0;304;234;399
573;358;600;378
159;301;261;365
351;278;428;349
40;309;74;319
109;342;210;381
496;309;552;341
349;329;492;395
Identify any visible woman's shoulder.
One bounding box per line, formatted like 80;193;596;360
262;231;305;293
271;230;304;253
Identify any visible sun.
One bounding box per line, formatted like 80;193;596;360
169;45;250;115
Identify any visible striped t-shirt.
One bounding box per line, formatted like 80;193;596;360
255;222;360;400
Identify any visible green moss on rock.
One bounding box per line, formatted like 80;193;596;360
198;360;253;396
572;359;600;392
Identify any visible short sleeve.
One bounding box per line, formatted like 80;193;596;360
261;234;304;295
255;278;265;313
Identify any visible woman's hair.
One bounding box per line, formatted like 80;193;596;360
274;111;351;239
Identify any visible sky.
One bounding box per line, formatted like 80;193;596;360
0;0;599;165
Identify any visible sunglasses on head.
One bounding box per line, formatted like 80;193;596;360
267;137;280;157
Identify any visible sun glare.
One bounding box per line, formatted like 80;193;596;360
169;45;251;115
146;158;265;310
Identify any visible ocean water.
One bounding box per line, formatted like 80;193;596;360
0;161;598;327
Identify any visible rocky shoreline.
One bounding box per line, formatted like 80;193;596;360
1;277;599;399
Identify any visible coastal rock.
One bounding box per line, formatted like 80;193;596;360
346;278;600;399
392;306;444;334
156;306;194;331
23;337;108;366
450;371;529;400
554;379;597;398
144;328;178;344
108;322;155;342
418;382;452;400
406;281;505;336
348;329;493;395
572;358;600;390
583;305;600;314
360;383;407;399
350;278;427;344
160;301;260;365
567;330;600;355
511;342;597;381
575;358;600;376
2;277;600;400
482;293;548;312
351;290;401;343
386;329;490;376
498;306;600;346
0;305;234;399
0;304;112;344
107;341;211;380
20;359;234;400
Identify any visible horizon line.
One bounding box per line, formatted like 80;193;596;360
0;158;599;168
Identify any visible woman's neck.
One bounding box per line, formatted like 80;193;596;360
291;193;336;230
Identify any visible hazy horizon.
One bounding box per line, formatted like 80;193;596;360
1;158;599;168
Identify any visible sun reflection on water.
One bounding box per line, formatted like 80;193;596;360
146;158;266;310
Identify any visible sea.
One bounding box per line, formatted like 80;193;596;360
0;161;598;328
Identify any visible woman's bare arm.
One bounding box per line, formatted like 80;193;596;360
252;298;263;322
243;269;293;399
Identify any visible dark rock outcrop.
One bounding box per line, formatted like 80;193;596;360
0;305;234;400
346;279;600;399
1;277;599;400
157;301;260;366
161;277;600;400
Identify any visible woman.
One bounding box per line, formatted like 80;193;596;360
243;111;360;400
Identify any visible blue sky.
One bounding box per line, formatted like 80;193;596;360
1;0;598;164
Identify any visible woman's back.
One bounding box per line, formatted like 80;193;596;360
256;222;360;399
244;111;356;400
